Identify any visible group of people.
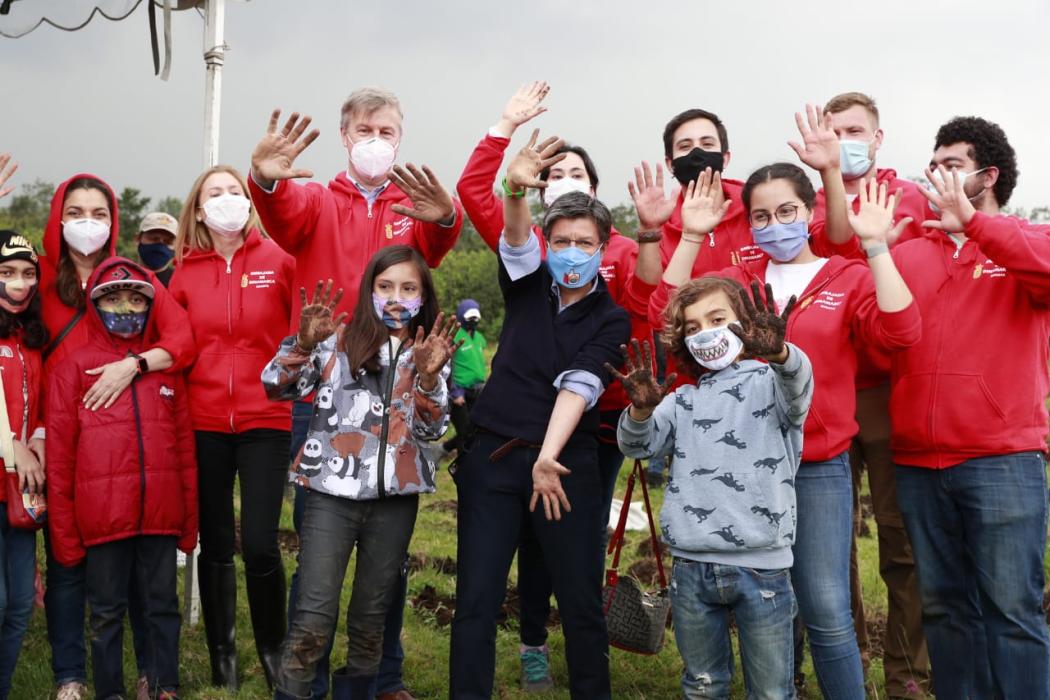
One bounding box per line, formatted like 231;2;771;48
0;79;1044;700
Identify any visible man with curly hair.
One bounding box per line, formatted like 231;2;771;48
888;116;1050;699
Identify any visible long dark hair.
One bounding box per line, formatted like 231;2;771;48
343;246;439;375
56;177;114;309
0;292;48;350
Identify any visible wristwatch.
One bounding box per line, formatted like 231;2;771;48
133;354;149;375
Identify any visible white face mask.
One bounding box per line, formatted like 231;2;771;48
202;193;251;237
542;177;592;207
924;168;987;212
349;136;398;181
62;218;110;256
685;324;744;372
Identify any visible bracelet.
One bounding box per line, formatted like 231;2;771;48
637;230;663;243
501;177;526;199
864;243;890;259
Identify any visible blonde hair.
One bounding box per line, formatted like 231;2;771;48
339;87;403;132
174;165;261;264
824;92;880;126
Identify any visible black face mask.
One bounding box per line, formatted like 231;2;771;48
670;147;724;187
463;319;478;335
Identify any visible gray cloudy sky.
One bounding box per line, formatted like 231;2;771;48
2;0;1049;212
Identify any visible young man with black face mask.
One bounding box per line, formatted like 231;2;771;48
442;299;487;456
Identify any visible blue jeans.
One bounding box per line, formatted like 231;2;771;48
671;559;795;699
288;400;407;698
791;453;865;700
0;505;36;699
896;451;1050;700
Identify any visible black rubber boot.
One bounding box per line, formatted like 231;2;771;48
246;564;287;691
199;560;239;690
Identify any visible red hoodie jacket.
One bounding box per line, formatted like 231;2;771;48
41;174;196;378
169;229;295;433
455;132;656;413
46;259;198;567
888;213;1050;468
0;331;43;504
649;256;921;462
248;171;464;331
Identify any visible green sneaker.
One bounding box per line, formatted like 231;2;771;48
520;645;554;692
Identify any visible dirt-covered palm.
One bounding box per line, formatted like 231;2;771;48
680;169;731;236
506;129;566;191
412;312;461;380
390;164;455;223
848;176;899;248
788;103;840;172
296;279;346;351
0;153;18;199
251;109;321;184
731;281;795;360
501;81;550;128
605;339;678;411
628;161;681;230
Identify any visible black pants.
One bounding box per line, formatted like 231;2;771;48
450;431;610;700
195;429;290;573
444;384;483;453
85;536;180;699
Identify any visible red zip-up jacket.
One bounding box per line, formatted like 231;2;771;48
248;171;464;332
648;256;921;462
169;229;295;433
455;132;656;414
810;168;933;390
888;213;1050;468
46;259;198;567
0;331;43;504
41;174;196;377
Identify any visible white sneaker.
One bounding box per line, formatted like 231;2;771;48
56;682;88;700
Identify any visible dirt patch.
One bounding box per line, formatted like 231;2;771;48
407;552;458;575
411;584;562;630
864;611;887;660
426;499;459;514
626;559;664;587
859;493;874;521
634;537;670;559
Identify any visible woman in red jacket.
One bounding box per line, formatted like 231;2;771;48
41;174;196;700
656;121;920;696
46;257;197;700
169;165;294;691
0;230;47;700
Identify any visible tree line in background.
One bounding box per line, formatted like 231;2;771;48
5;177;1043;341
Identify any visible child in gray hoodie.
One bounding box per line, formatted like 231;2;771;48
613;276;813;699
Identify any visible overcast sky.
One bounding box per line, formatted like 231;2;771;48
2;0;1049;213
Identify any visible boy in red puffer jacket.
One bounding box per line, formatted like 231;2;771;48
46;257;198;700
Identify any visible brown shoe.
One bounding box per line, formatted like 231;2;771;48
376;691;417;700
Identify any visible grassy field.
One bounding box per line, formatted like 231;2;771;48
10;457;941;700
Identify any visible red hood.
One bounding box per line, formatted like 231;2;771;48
84;257;156;354
43;173;120;269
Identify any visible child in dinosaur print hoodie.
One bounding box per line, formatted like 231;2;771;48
615;276;813;698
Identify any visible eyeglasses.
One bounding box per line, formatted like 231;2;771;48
749;203;802;231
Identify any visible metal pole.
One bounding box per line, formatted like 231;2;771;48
184;0;225;626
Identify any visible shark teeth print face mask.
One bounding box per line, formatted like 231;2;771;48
685;324;743;371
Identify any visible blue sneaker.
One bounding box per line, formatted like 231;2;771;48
520;645;554;692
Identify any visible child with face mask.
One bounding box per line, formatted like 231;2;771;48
616;276;813;699
262;246;458;700
46;258;198;700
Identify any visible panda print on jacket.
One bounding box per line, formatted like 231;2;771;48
262;327;449;500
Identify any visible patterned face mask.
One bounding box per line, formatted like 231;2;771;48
372;293;422;329
685;324;743;371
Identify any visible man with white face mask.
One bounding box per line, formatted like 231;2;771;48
249;87;462;700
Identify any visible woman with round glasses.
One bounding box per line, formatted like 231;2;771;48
654;105;919;700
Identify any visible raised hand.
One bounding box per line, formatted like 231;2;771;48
530;456;572;521
251;110;321;186
605;339;678;415
847;177;912;249
497;81;550;135
389;164;456;223
731;281;795;362
506;129;566;191
0;153;18;199
411;312;462;389
788;103;841;173
296;279;346;351
920;165;975;233
628;161;681;231
680;169;731;237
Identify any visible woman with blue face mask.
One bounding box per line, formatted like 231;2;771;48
654;106;919;700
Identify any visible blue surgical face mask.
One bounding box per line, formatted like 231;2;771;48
98;309;149;338
839;139;873;180
546;245;603;289
752;220;810;263
138;242;174;271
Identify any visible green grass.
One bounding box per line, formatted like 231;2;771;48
11;462;946;699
